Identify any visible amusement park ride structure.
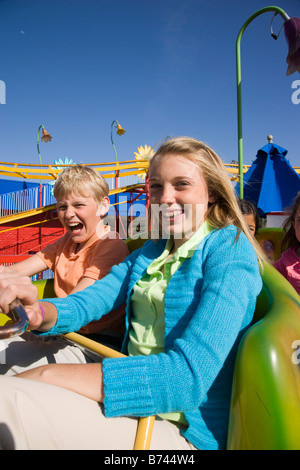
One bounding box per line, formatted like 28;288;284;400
0;157;299;267
0;159;246;263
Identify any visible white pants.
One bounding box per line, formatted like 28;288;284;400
0;334;196;450
0;376;195;450
0;332;99;376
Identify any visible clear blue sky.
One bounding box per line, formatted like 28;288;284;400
0;0;299;172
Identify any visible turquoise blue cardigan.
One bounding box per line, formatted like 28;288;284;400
41;226;262;450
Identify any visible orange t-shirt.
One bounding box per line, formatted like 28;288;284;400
36;227;129;335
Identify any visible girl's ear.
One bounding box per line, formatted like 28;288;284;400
96;196;110;218
208;191;218;204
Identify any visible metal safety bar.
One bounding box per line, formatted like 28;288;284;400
0;299;29;339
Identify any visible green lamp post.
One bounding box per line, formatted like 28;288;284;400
110;120;125;232
37;125;52;206
110;120;125;162
236;6;300;198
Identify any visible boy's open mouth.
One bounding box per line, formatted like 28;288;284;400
69;222;84;232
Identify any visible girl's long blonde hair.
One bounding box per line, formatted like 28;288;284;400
149;137;266;265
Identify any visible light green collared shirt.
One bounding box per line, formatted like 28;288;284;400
128;221;213;424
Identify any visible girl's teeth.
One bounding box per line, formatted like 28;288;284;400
164;211;182;218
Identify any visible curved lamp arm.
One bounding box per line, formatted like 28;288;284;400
110;120;119;162
37;124;45;168
236;6;290;198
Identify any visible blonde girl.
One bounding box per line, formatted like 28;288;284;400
0;137;263;450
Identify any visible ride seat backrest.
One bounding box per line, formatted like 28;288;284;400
227;262;300;449
256;227;284;263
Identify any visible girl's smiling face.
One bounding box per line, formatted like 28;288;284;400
243;213;257;237
56;191;106;247
149;154;216;250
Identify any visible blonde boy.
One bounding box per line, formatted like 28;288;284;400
8;165;129;347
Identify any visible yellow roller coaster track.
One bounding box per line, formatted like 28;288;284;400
0;159;277;179
0;160;149;180
0;159;299;181
0;159;299;228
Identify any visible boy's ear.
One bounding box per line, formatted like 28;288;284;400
96;196;110;218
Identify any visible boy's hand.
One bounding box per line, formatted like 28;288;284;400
0;266;42;330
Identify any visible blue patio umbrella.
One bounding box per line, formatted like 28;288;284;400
235;140;300;215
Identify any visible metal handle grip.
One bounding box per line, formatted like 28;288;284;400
0;299;29;339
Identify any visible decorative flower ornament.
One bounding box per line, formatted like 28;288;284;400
41;128;53;143
116;123;126;136
284;17;300;75
48;157;76;194
52;157;75;167
134;145;154;162
134;145;154;180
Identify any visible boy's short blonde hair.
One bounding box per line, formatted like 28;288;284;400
53;165;109;204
